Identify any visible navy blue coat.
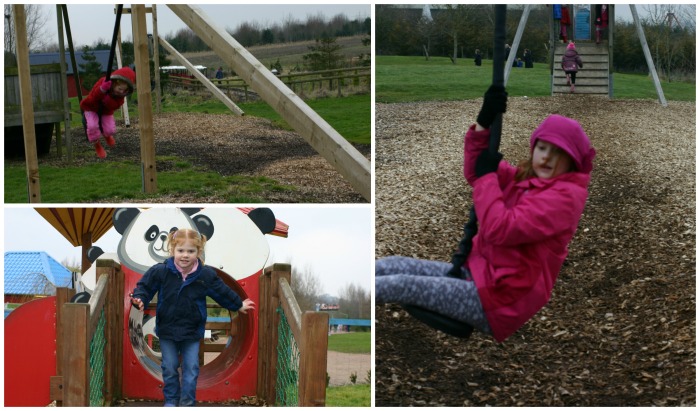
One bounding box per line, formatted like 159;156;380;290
131;257;243;341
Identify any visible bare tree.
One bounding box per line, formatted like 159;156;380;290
290;263;323;312
641;4;694;81
338;283;370;319
4;4;51;58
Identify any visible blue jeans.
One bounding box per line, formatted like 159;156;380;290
159;339;200;406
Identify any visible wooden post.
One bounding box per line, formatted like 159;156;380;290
299;311;329;406
102;259;123;404
131;4;158;193
167;5;370;201
152;4;162;114
81;231;93;274
256;266;272;402
608;5;615;99
56;5;72;161
62;303;90;406
13;5;41;203
257;264;291;405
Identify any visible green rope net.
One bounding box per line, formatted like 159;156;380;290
89;310;107;406
275;305;300;406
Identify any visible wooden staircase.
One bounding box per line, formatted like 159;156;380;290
553;41;610;95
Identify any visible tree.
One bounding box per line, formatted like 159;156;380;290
290;264;323;313
337;283;370;320
78;45;104;90
303;35;345;71
261;28;274;45
4;4;51;62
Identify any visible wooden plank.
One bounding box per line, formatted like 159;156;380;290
49;376;64;402
278;277;302;344
152;5;162;114
13;4;41;202
158;37;244;115
167;5;370;201
62;303;90;406
131;4;158;192
298;311;329;406
256;266;272;402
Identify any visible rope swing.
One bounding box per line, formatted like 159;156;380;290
403;5;508;339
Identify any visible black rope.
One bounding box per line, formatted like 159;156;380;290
446;5;507;279
62;5;123;140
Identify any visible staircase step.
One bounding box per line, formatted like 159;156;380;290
553;85;609;94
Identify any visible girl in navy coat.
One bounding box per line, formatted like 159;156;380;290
130;228;255;407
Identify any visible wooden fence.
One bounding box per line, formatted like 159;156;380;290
257;264;329;406
168;67;370;100
51;259;124;406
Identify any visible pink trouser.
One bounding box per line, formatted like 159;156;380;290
84;111;116;142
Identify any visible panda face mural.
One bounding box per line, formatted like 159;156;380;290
113;208;215;274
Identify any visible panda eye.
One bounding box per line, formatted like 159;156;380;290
145;225;159;241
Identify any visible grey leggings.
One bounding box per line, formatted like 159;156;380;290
375;256;492;335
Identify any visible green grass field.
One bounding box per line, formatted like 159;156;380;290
376;55;695;103
4;91;369;203
326;384;371;407
327;332;371;354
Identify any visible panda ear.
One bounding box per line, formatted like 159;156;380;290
193;215;215;240
87;246;104;263
248;208;276;234
180;208;202;216
113;208;140;234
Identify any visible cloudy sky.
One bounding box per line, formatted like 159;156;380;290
3;205;373;297
34;4;370;48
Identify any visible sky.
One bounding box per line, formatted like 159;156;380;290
3;206;373;297
37;4;371;48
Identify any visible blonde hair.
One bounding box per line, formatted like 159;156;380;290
167;228;207;262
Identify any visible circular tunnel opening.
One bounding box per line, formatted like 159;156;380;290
127;268;255;388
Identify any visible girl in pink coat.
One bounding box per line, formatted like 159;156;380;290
376;86;595;342
79;66;136;158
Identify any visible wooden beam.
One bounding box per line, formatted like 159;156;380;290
62;303;90;406
630;5;667;107
13;5;41;202
56;5;72;161
152;5;162;114
131;5;158;192
159;37;244;115
167;5;370;201
299;311;329;406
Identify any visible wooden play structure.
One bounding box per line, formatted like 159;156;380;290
5;207;330;407
502;4;667;104
10;4;371;202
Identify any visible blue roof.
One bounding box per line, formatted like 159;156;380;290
4;251;74;295
29;50;112;75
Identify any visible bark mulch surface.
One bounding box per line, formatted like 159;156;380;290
32;112;369;203
374;95;695;406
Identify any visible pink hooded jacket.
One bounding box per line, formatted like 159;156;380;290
463;115;595;342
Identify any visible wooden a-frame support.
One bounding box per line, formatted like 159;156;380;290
167;5;371;201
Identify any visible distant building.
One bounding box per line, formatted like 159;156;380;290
4;251;74;304
28;50;111;98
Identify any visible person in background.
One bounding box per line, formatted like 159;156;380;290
474;49;482;66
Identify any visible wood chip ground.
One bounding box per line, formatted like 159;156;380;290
375;95;695;406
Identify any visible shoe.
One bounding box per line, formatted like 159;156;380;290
104;135;116;147
94;142;106;158
570;84;575;93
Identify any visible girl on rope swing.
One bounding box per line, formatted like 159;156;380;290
375;85;596;343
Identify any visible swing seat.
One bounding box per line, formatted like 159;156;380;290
403;305;474;339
